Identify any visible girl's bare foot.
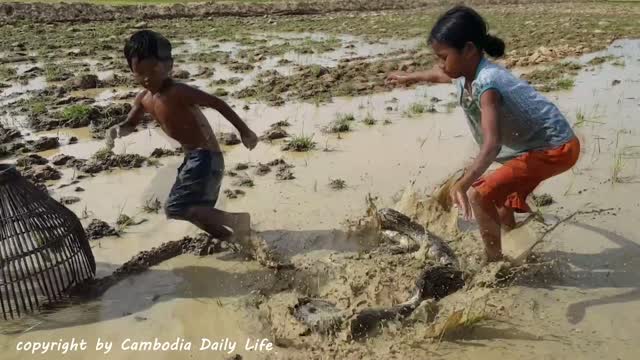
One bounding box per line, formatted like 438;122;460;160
484;251;504;263
231;213;251;245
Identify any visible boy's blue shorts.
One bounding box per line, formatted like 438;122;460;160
165;149;224;219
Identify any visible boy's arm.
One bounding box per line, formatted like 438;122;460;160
450;90;501;219
174;83;257;149
105;91;146;148
386;65;452;86
120;91;146;129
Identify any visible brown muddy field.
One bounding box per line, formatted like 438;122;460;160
1;1;640;359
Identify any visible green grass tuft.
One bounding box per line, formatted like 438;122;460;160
362;114;377;125
283;135;316;152
61;104;93;123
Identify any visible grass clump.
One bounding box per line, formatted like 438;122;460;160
336;113;356;122
573;108;604;128
44;63;71;82
142;197;162;213
329;178;346;190
282;135;316;152
213;88;229;97
611;58;626;67
92;148;113;161
309;64;328;78
295;37;341;54
30;101;48;116
328;118;351;133
362;114;377;126
60;104;93;123
0;65;16;80
405;102;435;116
521;62;582;92
327;113;356;133
555;79;575;91
587;55;615;66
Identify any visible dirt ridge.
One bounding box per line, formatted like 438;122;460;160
0;0;590;24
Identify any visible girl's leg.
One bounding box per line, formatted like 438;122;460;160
468;188;503;262
497;205;516;230
468;138;580;263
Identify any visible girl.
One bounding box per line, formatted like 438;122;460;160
387;6;579;262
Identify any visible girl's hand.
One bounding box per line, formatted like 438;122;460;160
450;181;472;221
385;72;412;85
241;129;258;150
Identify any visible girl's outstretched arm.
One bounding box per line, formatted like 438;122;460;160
385;65;452;86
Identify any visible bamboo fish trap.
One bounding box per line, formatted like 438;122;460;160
0;163;95;320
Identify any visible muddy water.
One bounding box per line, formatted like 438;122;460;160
1;38;640;359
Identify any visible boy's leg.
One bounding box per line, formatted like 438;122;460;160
184;207;250;241
165;150;252;241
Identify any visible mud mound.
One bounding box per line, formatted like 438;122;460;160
532;193;554;207
116;214;146;227
235;52;435;103
69;74;99;90
89;103;134;138
59;196;80;205
22;164;61;184
68;233;230;299
219;132;241;146
25;102;133;133
0;123;21;143
73;149;150;174
260;127;289;141
50;154;75;166
16;154;48;168
150;147;182;158
28;137;59;152
85;219;118;240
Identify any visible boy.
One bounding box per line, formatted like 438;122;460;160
106;30;258;242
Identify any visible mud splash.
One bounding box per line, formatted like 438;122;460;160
252;179;569;353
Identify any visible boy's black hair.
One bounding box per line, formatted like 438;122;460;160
428;6;505;58
123;30;173;70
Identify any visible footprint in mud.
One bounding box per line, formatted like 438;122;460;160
232;176;254;187
566;303;587;324
224;189;246;199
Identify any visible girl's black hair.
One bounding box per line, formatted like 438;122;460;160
428;6;505;58
124;30;173;70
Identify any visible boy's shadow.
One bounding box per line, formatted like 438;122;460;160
524;221;640;325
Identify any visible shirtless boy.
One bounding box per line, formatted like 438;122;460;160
106;30;258;241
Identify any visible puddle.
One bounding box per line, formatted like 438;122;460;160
0;77;47;99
